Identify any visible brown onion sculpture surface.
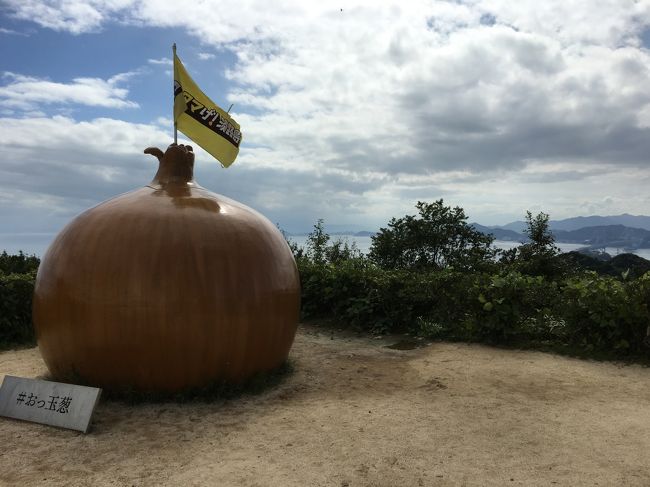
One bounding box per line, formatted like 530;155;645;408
33;144;300;393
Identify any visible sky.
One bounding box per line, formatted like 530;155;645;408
1;0;650;255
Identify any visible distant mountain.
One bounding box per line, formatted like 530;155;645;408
496;221;527;233
553;225;650;249
550;214;650;231
329;231;376;237
288;214;650;249
497;214;650;233
470;223;524;241
472;222;650;249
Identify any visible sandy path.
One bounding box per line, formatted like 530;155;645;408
1;324;649;486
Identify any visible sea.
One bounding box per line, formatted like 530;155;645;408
287;235;650;261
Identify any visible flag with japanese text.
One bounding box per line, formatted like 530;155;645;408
173;52;242;167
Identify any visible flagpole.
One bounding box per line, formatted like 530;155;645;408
173;43;178;145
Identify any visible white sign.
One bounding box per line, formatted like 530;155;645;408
0;376;102;433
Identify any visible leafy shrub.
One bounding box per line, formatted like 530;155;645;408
292;214;650;359
557;251;615;276
298;258;393;333
0;270;36;347
558;251;650;280
298;249;650;356
416;317;446;339
499;212;567;279
394;268;475;337
558;273;650;354
369;200;496;272
0;250;40;274
469;272;559;343
0;251;39;348
609;254;650;280
299;255;484;336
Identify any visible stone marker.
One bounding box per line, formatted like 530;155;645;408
0;376;102;433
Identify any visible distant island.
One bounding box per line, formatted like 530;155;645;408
288;214;650;251
471;213;650;250
471;223;650;250
494;213;650;233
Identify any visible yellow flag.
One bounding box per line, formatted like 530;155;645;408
173;52;242;167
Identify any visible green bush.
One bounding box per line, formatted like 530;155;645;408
391;269;475;337
292;214;650;360
369;200;496;272
0;250;40;274
558;272;650;354
558;251;650;280
498;211;568;279
469;272;560;343
297;248;650;357
0;270;37;347
298;258;393;333
299;258;478;336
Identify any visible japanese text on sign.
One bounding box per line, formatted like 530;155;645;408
0;376;102;433
16;392;72;413
180;90;242;147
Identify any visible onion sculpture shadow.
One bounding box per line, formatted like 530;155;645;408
33;144;300;393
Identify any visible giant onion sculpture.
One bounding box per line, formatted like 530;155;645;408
33;144;300;393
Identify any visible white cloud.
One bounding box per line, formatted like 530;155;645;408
3;0;139;34
473;0;650;47
0;71;139;111
148;57;172;65
3;0;650;239
0;115;165;254
2;115;165;154
215;7;649;178
0;115;170;226
198;52;215;60
4;0;107;34
0;27;28;36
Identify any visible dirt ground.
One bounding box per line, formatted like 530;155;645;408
1;324;649;487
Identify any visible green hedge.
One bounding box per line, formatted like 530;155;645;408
2;244;649;359
298;257;650;358
299;258;475;335
558;273;650;353
467;272;560;343
0;250;40;274
0;271;36;347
